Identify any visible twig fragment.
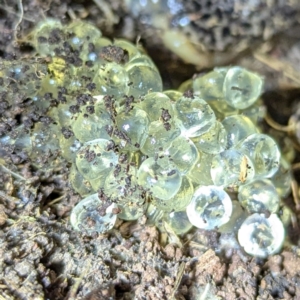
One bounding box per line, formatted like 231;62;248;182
13;0;24;42
264;113;294;133
170;262;185;300
0;164;26;181
291;179;300;211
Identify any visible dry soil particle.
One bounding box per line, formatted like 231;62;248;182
99;45;129;64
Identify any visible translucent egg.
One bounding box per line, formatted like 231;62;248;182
114;39;141;61
62;73;85;93
71;103;112;143
70;193;117;234
117;201;147;221
65;22;102;62
192;121;227;154
238;179;280;214
3;61;46;98
238;213;285;258
237;133;280;178
30;123;60;162
187;152;214;186
49;101;75;127
126;56;163;97
75;139;118;181
271;157;292;198
115;107;150;151
223;66;263;109
222;115;259;149
141;120;181;156
279;206;293;228
193;67;228;100
40;74;60;98
66;21;101;46
89;176;106;192
138;92;174;122
206;99;239;120
174;95;216;138
241;98;265;125
137;156;182;200
94;62;129;96
211;150;254;187
186;186;232;230
103;165;144;203
69;164;94;196
59;134;82;163
163;90;182;102
153;176;194;212
145;203;164;225
178;79;192;93
127;55;158;69
164;135;199;174
164;210;193;235
33;19;64;56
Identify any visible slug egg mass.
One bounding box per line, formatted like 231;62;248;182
0;19;291;257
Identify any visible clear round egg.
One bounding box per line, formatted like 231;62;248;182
174;95;216;138
237;133;280;178
70;193;117;234
137;156;182;201
59;134;82;163
138;92;174;122
238;213;285;258
186;185;232;230
69;164;94;197
164;210;193;235
153;176;194;212
271;157;292;198
223;66;263;109
71;102;112;143
187;152;214;186
192;121;227;154
66;20;102;46
141;120;181;156
117;201;147;221
115;107;150;151
193;67;228;100
238;179;280;214
126;59;163;97
33;19;64;56
222;115;259;149
103;164;144;204
210;149;254;187
164;135;199;174
94;62;130;96
75;138;118;181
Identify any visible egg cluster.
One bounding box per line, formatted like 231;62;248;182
0;20;292;258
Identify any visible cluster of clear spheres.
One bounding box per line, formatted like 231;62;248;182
0;19;293;258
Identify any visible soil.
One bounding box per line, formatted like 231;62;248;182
1;1;300;300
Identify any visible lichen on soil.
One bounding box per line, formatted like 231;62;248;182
1;1;300;300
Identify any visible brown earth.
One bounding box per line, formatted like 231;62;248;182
1;1;300;299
